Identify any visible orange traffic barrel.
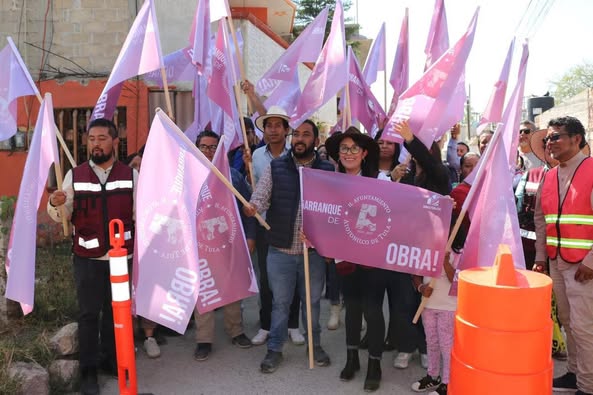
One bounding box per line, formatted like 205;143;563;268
449;244;553;395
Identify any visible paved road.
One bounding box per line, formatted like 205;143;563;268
99;296;567;395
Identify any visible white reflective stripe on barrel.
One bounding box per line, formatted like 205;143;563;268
111;282;130;302
109;255;128;276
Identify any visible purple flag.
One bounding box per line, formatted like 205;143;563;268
207;20;234;117
144;47;194;87
454;125;525;293
91;0;163;121
5;94;59;314
382;8;479;147
291;0;347;128
346;47;386;134
424;0;449;70
301;168;452;277
362;23;386;86
134;110;211;334
502;41;529;167
0;37;40;141
476;39;515;132
195;139;258;313
388;9;409;117
256;7;328;96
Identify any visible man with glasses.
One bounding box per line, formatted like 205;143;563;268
534;116;593;395
193;130;256;361
518;120;544;171
243;119;335;373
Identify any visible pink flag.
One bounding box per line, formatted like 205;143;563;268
362;23;386;86
382;8;479;147
388;9;409;117
144;47;194;87
476;39;515;132
91;0;163;121
0;37;40;141
301;168;452;277
264;73;302;116
195;139;258;313
346;47;386;134
502;41;529;167
207;20;234;117
424;0;449;70
454;125;525;293
134;110;211;334
210;0;230;22
291;0;347;128
256;7;328;96
5;94;59;314
189;0;211;73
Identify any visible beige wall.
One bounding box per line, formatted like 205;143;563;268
536;88;593;144
0;0;140;80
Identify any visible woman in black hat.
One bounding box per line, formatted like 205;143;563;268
325;126;387;392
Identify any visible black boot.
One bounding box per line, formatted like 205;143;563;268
364;357;382;392
340;349;360;381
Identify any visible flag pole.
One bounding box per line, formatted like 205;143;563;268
37;93;70;236
160;69;175;119
303;242;315;369
412;123;504;323
157;108;270;230
225;14;253;115
223;20;257;191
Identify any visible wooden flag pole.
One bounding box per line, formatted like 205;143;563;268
160;68;175;120
303;242;315;369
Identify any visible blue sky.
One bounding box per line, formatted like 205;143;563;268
349;0;593;111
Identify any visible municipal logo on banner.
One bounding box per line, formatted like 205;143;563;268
301;168;452;277
342;195;393;246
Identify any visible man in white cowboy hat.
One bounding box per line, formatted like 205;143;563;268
534;116;593;395
246;106;305;348
244;119;335;373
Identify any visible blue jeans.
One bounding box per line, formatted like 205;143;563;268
266;247;326;352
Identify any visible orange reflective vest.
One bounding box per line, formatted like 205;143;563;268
541;157;593;263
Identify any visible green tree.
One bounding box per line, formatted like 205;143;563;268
551;63;593;103
292;0;360;50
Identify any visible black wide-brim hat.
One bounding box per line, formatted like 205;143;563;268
325;127;380;164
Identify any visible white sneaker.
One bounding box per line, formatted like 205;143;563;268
251;329;269;346
421;353;429;369
288;328;305;345
327;304;341;330
393;352;412;369
143;337;161;358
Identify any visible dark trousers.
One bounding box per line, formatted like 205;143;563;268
325;260;341;305
73;255;116;369
387;271;426;354
342;267;388;358
256;225;299;330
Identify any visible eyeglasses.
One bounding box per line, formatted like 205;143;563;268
198;144;218;152
543;133;571;144
519;128;532;135
339;145;362;154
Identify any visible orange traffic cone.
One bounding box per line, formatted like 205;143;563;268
109;219;137;395
449;244;553;394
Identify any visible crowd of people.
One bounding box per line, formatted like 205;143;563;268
46;82;593;394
